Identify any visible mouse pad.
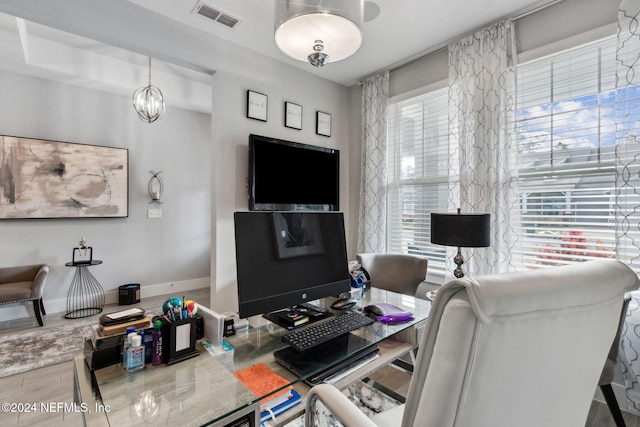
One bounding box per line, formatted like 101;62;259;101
364;303;415;324
274;333;377;384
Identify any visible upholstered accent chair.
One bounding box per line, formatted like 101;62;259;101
306;260;640;427
0;264;49;326
356;253;427;298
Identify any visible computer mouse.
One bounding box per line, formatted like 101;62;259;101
363;304;385;316
363;303;415;324
331;298;357;310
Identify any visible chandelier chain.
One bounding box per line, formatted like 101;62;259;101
148;57;152;86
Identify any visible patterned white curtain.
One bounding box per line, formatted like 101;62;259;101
615;0;640;415
615;1;640;271
358;71;389;253
447;19;521;277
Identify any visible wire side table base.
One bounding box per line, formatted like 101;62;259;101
65;261;105;319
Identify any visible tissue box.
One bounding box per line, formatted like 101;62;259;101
200;339;235;371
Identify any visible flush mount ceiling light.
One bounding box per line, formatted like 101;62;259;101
274;0;363;67
133;57;165;123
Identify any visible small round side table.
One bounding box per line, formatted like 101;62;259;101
64;260;105;319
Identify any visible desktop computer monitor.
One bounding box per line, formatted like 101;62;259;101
234;211;351;319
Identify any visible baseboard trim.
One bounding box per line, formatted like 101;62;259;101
0;277;210;323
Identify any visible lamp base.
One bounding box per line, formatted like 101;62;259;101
453;247;465;278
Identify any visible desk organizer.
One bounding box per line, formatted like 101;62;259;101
159;316;199;365
118;283;140;305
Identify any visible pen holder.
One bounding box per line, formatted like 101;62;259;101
160;316;199;366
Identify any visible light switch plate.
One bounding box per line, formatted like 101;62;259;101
147;208;162;218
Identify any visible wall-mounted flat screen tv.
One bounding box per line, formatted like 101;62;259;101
248;134;339;211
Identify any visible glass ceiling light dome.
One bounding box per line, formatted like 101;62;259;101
274;0;363;67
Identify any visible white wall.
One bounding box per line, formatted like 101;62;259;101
0;47;356;321
0;69;212;320
208;58;353;313
0;3;359;318
347;83;363;251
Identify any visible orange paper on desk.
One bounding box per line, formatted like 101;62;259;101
233;363;290;404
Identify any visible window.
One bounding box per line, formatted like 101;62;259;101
515;36;624;268
386;86;452;275
385;35;640;276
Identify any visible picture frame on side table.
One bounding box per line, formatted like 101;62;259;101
247;90;268;122
285;102;302;130
316;111;331;137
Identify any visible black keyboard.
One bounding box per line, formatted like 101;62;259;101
282;310;374;351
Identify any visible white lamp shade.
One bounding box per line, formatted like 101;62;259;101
274;0;363;64
275;13;362;63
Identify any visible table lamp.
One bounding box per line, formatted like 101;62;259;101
430;209;490;278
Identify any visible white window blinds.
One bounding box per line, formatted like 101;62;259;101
385;35;640;275
386;87;452;274
515;36;620;268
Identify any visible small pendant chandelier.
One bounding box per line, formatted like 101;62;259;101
133;57;165;123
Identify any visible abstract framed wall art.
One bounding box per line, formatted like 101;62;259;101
0;135;128;219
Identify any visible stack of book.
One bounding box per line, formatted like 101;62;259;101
277;310;309;327
233;363;302;425
98;307;150;336
259;388;301;425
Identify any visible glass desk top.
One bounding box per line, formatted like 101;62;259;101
83;287;431;427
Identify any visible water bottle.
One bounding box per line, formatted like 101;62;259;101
121;326;137;367
351;272;366;301
125;334;145;373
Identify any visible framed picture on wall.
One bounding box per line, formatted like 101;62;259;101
0;135;129;219
316;111;331;137
285;102;302;130
247;90;268;122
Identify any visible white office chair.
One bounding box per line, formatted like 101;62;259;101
305;260;640;427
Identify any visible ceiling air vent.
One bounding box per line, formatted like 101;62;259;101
196;4;220;21
216;14;239;29
193;2;241;29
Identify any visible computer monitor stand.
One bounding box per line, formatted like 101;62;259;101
262;302;334;330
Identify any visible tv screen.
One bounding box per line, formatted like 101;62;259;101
248;134;339;211
234;211;350;319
